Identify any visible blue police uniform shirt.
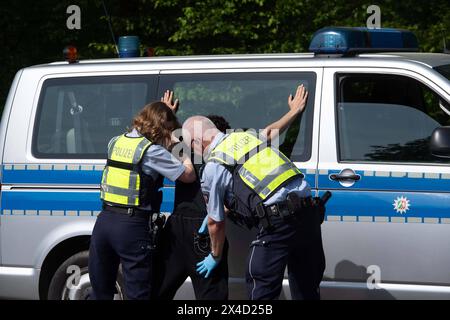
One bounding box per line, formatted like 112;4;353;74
114;129;185;210
201;132;311;222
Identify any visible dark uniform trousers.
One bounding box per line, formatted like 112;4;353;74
246;205;325;300
152;213;229;300
89;210;153;300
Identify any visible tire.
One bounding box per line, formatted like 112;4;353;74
47;250;125;300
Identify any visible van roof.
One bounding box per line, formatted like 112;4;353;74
27;52;450;71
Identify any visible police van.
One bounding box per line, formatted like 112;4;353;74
1;27;450;300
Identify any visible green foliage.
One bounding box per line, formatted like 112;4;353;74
1;0;449;110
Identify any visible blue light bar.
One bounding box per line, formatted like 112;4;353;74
118;36;140;58
309;27;419;55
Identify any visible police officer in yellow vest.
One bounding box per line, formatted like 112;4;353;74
182;85;326;300
89;98;196;300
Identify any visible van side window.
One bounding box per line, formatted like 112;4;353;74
336;74;450;163
159;72;316;162
33;76;156;159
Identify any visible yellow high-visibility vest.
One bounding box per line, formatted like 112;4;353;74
101;134;152;207
208;132;303;200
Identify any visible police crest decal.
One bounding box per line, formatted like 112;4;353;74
393;196;410;214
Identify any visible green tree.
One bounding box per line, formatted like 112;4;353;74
1;0;449;110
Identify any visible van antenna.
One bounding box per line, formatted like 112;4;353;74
102;0;119;56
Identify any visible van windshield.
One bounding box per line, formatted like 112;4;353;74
435;64;450;81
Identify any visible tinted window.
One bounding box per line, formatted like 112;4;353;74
34;76;157;159
337;74;450;163
159;72;316;162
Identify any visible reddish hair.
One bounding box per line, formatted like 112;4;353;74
132;102;180;148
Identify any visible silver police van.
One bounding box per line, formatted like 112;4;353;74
1;27;450;300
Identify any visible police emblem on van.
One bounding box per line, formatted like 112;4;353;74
393;196;410;214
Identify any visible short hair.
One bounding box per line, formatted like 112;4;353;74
207;115;231;133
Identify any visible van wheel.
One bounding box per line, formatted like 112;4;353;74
47;250;125;300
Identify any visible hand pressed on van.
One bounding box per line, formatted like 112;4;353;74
262;84;308;142
161;90;179;114
288;84;308;114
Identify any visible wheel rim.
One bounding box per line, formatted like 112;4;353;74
61;273;123;300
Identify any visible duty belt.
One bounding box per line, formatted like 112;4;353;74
102;203;152;218
255;194;313;229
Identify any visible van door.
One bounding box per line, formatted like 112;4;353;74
158;68;322;299
319;67;450;299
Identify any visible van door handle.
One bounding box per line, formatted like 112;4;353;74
329;169;361;187
329;173;360;181
329;171;361;181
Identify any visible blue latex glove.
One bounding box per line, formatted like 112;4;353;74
198;216;209;235
196;253;220;278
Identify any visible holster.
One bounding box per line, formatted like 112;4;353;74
255;202;273;231
287;192;329;224
150;212;166;250
312;197;326;224
286;192;312;215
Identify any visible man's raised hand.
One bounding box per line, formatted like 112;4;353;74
161;90;179;114
288;84;308;114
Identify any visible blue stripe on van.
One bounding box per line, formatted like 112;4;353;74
2;188;449;224
318;169;450;192
11;165;448;223
317;169;450;224
1;184;449;224
318;190;450;221
0;188;175;215
1;164;310;187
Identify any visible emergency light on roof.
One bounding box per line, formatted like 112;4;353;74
63;46;78;64
309;27;419;55
118;36;140;58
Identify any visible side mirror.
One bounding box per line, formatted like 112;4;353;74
430;126;450;158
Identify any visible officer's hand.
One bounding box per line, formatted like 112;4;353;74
288;85;308;114
161;90;179;114
196;253;220;278
198;216;209;235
